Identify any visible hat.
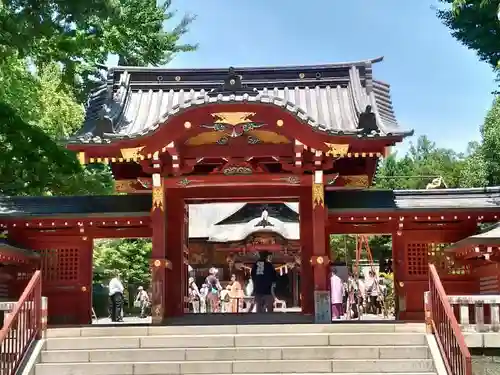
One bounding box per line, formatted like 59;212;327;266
138;286;143;290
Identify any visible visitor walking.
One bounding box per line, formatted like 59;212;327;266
205;267;222;313
134;286;150;318
229;273;244;313
108;272;124;322
188;277;201;313
330;266;344;320
199;283;208;313
251;251;277;313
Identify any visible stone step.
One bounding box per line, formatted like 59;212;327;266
44;333;427;350
45;323;425;338
40;345;430;363
34;359;436;375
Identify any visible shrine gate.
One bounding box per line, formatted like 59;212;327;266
1;58;499;324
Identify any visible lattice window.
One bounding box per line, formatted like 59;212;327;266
39;248;80;282
428;243;469;276
16;272;33;281
406;243;428;276
406;242;470;277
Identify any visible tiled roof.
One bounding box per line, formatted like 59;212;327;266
0;240;40;261
327;187;500;212
2;188;500;241
0;195;152;217
70;58;412;144
445;223;500;252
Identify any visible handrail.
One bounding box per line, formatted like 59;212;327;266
0;271;42;375
428;264;472;375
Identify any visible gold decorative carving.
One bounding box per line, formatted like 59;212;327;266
343;175;369;188
77;151;86;165
152;185;164;211
115;180;133;193
223;166;253;175
325;143;349;157
211;112;256;126
120;146;145;160
312;183;324;207
250;130;290;144
274;176;301;184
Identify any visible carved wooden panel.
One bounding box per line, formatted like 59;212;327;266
405;242;470;277
406;243;428;276
39;248;80;283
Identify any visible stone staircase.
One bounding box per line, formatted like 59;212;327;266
35;323;439;375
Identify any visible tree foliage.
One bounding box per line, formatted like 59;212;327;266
93;239;152;287
437;0;500;71
479;96;500;184
375;135;471;190
0;56;114;195
329;234;392;265
0;0;196;196
0;0;197;99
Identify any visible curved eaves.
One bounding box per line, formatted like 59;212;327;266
70;68;411;144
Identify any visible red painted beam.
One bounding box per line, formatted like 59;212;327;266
180;185;302;201
164;174;310;188
181;143;293;159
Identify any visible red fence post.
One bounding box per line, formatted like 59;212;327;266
428;264;473;375
424;291;432;334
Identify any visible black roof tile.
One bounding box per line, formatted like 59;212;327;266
1;187;500;219
0;195;151;218
70;57;413;144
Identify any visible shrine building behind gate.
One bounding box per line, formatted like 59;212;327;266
1;57;500;325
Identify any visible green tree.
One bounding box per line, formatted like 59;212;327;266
329;234;392;266
0;57;114;195
437;0;500;71
375;135;468;189
93;239;152;287
478;96;500;184
0;101;83;195
0;0;197;99
0;0;196;196
459;141;489;187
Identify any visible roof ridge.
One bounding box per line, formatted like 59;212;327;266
108;57;385;73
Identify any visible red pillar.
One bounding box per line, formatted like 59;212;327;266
299;172;329;315
150;179;167;324
299;187;314;314
311;172;329;293
165;188;185;317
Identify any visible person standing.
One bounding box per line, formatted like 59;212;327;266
188;277;201;313
330;266;344;320
205;268;222;313
229;274;244;313
134;286;149;318
108;272;124;322
251;251;277;313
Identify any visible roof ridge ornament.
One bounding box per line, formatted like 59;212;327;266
255;208;274;228
208;67;258;97
357;105;379;136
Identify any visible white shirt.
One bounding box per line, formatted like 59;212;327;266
108;277;124;296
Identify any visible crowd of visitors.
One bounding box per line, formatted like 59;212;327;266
104;254;392;321
330;265;389;320
187;251;280;313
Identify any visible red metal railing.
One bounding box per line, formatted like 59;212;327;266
428;264;472;375
0;271;42;375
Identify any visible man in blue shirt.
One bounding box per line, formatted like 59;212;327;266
251;251;277;313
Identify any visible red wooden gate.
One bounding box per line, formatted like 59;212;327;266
11;236;93;325
394;230;476;321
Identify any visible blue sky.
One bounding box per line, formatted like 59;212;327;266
123;0;498;154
